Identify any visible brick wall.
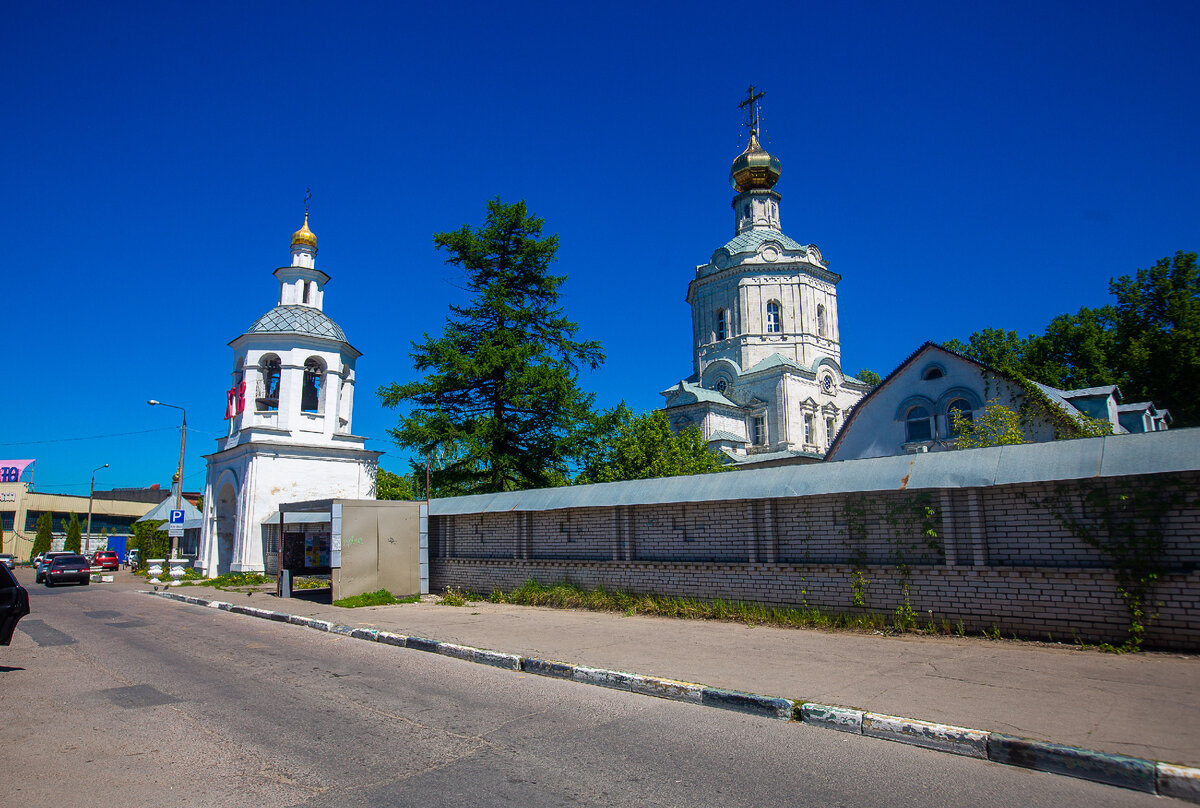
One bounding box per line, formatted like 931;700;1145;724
429;470;1200;650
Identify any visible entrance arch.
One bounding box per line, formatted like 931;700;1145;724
214;480;238;576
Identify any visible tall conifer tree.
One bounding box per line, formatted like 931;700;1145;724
379;200;604;494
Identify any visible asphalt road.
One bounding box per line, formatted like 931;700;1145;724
0;572;1168;807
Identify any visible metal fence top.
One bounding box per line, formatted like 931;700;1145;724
427;428;1200;516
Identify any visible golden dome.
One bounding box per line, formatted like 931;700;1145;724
291;212;318;248
729;131;782;192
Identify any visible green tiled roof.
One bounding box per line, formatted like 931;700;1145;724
721;228;806;256
245;305;347;342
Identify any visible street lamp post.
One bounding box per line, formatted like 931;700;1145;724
148;400;186;559
85;463;109;556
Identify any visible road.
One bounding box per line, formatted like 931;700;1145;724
0;571;1167;807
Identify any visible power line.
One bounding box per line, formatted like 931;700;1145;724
0;426;189;447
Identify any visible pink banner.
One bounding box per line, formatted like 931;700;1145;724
0;459;35;483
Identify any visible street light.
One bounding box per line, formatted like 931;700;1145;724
85;463;109;556
148;399;186;559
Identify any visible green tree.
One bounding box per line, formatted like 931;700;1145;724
944;327;1032;373
1022;306;1121;390
951;400;1027;449
855;368;882;388
129;519;168;562
376;467;416;501
64;512;82;553
378;200;605;494
577;406;725;484
30;512;54;560
1111;251;1199;426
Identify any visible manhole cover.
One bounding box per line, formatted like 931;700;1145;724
99;684;179;709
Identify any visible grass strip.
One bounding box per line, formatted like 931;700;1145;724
443;579;907;633
334;588;420;608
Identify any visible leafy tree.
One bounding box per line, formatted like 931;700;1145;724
30;512;53;560
130;519;168;562
855;368;882;388
1023;306;1121;390
1111;251;1199;426
944;328;1032;373
376;467;416;501
378;200;605;494
577;406;725;484
946;251;1197;427
951;400;1027;449
63;512;82;553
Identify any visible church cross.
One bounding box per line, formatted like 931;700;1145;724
739;85;766;136
304;187;311;217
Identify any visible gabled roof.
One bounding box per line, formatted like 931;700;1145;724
662;381;738;409
1060;385;1122;401
743;354;806;375
137;494;202;524
708;430;747;444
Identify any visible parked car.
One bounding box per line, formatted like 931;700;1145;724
0;554;14;570
44;554;91;587
126;548;141;570
90;551;119;572
0;563;30;644
34;551;75;583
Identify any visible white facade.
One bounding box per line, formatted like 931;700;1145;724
825;343;1145;462
663;128;868;465
196;217;381;575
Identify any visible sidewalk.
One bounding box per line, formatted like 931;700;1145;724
174;582;1200;769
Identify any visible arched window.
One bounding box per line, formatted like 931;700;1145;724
302;358;324;413
258;355;281;411
905;406;932;442
922;365;945;380
817;304;827;337
715;309;727;341
946;399;973;437
765;300;782;333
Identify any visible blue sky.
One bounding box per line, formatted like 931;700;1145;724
3;0;1197;494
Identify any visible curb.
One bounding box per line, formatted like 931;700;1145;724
145;589;1200;803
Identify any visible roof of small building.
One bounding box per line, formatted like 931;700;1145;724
708;430;747;444
662;381;738;409
244;305;348;342
1060;385;1122;400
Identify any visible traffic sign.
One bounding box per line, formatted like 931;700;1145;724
168;524;184;538
169;509;185;524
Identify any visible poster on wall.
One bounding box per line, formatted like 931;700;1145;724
304;533;330;568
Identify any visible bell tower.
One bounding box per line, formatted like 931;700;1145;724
198;205;381;576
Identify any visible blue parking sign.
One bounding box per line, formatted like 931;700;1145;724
169;509;185;524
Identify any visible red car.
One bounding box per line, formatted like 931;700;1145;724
90;551;119;572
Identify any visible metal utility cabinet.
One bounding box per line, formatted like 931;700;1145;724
277;499;428;602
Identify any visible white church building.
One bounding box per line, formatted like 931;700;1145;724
662;106;869;466
196;214;380;575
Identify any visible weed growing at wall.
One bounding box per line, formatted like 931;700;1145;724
841;493;941;613
1028;480;1181;652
